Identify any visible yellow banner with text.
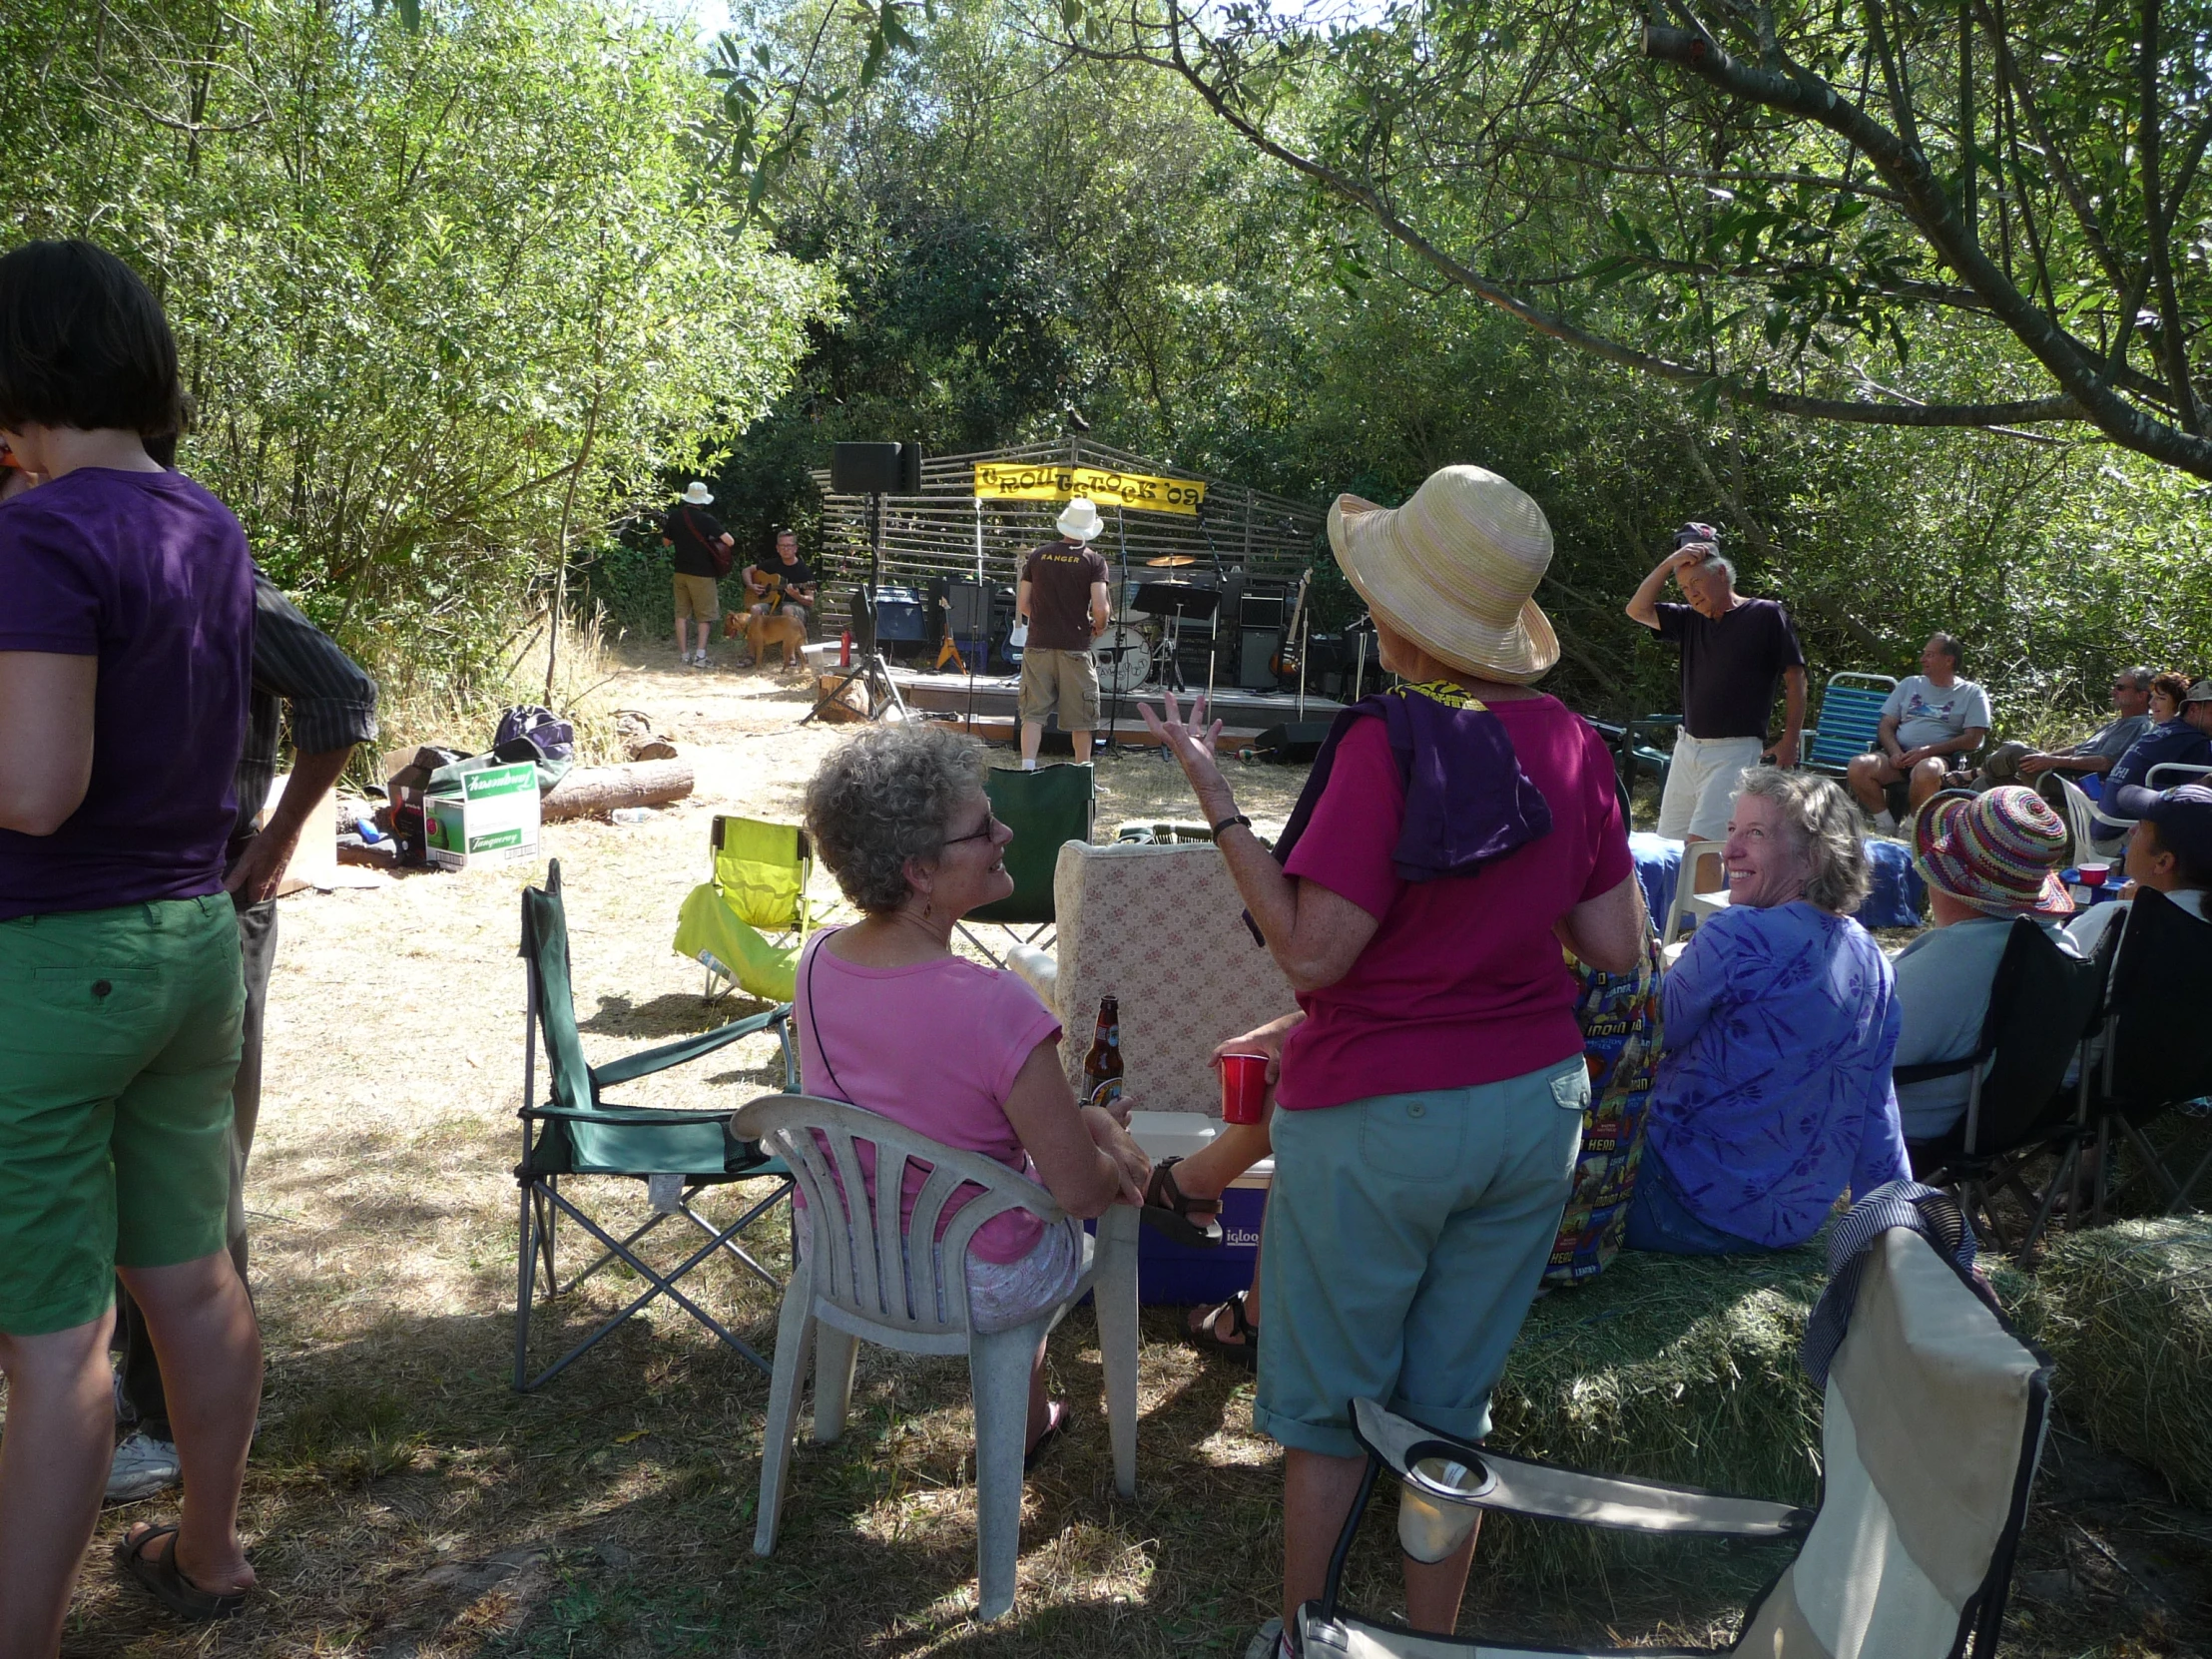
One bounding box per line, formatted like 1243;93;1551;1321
973;462;1206;516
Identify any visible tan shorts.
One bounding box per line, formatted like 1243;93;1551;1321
673;573;720;623
1018;648;1101;730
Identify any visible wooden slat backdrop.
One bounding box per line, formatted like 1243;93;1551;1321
808;437;1325;635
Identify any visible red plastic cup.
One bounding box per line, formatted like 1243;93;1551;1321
2079;860;2110;887
1220;1051;1270;1125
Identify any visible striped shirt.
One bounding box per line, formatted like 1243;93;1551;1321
232;567;379;850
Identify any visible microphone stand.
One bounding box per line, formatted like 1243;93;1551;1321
804;490;908;726
1105;505;1129;755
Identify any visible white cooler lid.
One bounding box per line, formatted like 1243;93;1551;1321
1125;1110;1273;1186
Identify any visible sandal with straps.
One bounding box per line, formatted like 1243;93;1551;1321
113;1523;250;1622
1139;1156;1225;1249
1187;1289;1258;1364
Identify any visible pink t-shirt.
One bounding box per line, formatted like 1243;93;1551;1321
795;930;1063;1262
1278;696;1632;1111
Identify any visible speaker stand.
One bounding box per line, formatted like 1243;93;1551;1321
804;492;911;727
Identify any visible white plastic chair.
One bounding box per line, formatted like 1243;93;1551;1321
1658;840;1728;947
732;1093;1139;1621
2052;774;2099;863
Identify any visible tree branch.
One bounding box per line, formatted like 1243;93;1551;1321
1642;22;2212;476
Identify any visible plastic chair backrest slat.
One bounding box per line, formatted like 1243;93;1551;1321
737;1094;1067;1339
969;764;1097;925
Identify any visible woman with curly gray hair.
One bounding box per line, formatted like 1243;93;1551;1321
797;723;1149;1461
1627;767;1910;1255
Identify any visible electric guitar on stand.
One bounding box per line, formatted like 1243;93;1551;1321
1272;569;1313;689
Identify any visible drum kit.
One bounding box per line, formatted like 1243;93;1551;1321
1091;555;1227;695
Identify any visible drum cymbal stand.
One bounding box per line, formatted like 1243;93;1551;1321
805;490;909;725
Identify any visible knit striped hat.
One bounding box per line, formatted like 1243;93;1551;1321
1327;465;1558;683
1912;787;2074;917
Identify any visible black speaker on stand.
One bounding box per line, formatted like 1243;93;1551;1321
807;440;923;725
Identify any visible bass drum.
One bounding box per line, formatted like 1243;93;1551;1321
1092;622;1153;695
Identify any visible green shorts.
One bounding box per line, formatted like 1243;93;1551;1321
0;894;245;1335
1256;1057;1588;1457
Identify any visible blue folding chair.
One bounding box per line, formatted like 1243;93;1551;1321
1800;672;1897;775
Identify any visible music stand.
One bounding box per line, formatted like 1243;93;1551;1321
1130;581;1221;693
804;490;909;726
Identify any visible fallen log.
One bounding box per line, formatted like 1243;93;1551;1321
540;760;694;823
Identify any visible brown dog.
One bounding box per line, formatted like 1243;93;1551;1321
730;607;808;673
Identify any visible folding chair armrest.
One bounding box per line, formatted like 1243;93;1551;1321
520;1102;738;1126
1350;1399;1811;1539
590;1005;790;1088
1894;1052;1983;1087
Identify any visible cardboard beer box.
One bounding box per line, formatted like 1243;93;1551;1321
424;761;541;869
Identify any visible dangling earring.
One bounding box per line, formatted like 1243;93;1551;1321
921;896;934;922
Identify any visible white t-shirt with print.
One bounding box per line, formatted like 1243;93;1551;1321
1884;675;1993;751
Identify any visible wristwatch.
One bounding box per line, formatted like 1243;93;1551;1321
1212;814;1252;837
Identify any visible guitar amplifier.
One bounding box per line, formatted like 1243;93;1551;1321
1239;628;1282;690
1239;594;1285;629
940;577;991;638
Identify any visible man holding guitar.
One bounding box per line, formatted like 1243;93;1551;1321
741;527;818;665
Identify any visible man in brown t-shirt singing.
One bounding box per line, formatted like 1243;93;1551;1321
1016;497;1113;766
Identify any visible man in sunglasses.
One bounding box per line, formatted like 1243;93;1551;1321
1973;666;2154;794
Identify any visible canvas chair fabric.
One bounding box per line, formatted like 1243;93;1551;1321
1901;917;2108;1259
734;1093;1139;1621
673;815;813;1003
516;860;798;1389
1018;839;1296;1114
1297;1220;2050;1659
1803;673;1899;775
966;763;1097;928
2091;886;2212;1215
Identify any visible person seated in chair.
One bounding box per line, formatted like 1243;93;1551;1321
798;722;1149;1461
1976;666;2154;797
1627;769;1909;1254
1891;788;2079;1147
2066;784;2212;957
2084;677;2212;857
1847;634;1990;830
740;527;815;667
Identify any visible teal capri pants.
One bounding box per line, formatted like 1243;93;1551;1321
1255;1056;1588;1458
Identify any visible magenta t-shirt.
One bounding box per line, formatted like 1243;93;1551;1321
796;930;1064;1262
1278;696;1633;1111
0;468;254;920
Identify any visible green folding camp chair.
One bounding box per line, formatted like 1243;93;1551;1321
516;859;799;1390
957;762;1096;965
673;815;814;1003
1801;671;1898;775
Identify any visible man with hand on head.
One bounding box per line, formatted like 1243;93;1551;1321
2086;678;2212;856
1014;496;1112;769
1625;522;1807;890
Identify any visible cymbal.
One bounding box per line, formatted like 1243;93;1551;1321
1144;554;1198;568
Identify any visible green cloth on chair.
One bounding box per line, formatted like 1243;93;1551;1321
967;764;1096;927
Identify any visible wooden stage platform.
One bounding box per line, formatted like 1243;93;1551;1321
884;665;1340;742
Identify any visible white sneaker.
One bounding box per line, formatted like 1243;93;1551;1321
106;1429;181;1504
1875;809;1899;833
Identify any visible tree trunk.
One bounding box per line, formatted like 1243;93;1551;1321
539;761;694;822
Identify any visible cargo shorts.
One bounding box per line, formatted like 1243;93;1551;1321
673;572;721;623
1017;648;1102;730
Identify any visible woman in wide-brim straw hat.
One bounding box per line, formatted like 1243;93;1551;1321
1140;464;1647;1652
1891;786;2079;1145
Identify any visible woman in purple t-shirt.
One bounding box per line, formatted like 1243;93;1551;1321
0;241;260;1643
1144;465;1646;1652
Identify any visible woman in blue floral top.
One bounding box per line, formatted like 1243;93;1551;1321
1627;768;1910;1253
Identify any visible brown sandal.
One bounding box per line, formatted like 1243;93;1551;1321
1188;1290;1259;1364
1140;1157;1224;1248
114;1524;250;1623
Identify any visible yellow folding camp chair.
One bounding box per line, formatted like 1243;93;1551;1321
673;816;813;1003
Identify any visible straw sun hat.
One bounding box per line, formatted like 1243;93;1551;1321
1327;465;1558;683
1913;787;2073;917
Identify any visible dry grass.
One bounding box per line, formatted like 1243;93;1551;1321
21;649;2201;1656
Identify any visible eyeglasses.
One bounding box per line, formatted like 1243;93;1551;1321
942;812;1002;848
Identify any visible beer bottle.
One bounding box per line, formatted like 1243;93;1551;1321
1082;995;1123;1114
